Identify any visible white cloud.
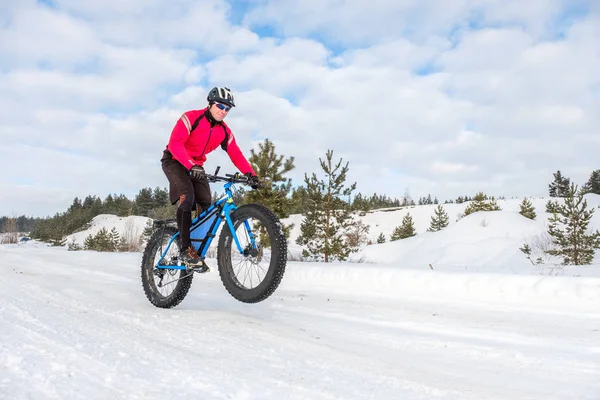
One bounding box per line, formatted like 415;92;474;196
0;0;598;217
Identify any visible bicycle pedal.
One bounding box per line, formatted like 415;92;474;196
187;262;210;273
193;265;210;273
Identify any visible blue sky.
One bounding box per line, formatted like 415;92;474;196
0;0;598;217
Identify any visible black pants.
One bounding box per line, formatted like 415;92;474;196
161;150;211;249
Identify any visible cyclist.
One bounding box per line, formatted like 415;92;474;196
161;86;261;265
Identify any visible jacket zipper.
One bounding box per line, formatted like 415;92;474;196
197;126;212;163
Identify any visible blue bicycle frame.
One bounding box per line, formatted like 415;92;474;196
154;179;257;270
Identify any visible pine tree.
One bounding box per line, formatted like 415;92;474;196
582;169;600;195
133;188;154;216
109;227;120;252
400;212;416;238
546;199;560;214
244;138;295;244
377;233;386;244
141;219;154;242
351;193;370;211
519;198;536;220
68;197;83;213
244;138;295;217
95;228;112;251
84;234;96;250
391;212;416;240
428;204;449;232
390;225;402;241
290;186;310;214
296;149;356;262
546;183;600;265
104;194;118;215
152;187;169;211
464;192;502;216
114;194;133;217
548;170;571;198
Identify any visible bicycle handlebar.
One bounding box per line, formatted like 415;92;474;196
205;166;252;185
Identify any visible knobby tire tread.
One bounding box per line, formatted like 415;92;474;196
141;226;194;308
217;203;287;303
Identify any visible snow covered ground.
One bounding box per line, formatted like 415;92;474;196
2;196;600;399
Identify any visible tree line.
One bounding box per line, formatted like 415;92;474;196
2;138;599;265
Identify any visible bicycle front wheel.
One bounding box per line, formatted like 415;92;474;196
217;204;287;303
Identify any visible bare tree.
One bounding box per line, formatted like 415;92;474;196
120;218;142;252
1;216;18;244
345;219;370;248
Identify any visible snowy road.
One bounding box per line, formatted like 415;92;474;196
1;245;599;400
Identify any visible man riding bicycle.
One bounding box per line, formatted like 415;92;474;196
161;86;261;266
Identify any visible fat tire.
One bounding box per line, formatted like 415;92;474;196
217;204;287;303
141;226;194;308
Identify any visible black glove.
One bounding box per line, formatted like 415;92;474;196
189;165;206;181
245;172;263;189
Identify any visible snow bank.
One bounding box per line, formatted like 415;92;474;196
63;214;151;247
53;195;600;280
279;262;600;313
357;211;544;270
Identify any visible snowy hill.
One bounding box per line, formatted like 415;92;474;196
51;195;600;277
283;194;600;276
63;214;152;249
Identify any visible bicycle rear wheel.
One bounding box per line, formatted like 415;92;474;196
217;204;287;303
141;226;194;308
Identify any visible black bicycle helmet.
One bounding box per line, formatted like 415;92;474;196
207;86;235;107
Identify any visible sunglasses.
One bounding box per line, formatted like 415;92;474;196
215;103;231;112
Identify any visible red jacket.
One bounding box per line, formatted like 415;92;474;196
166;108;255;175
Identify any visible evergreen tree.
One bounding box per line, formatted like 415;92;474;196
152;187;169;209
548;170;571;197
391;212;416;240
68;197;83;213
428;204;449;232
96;228;113;251
296;149;356;262
377;232;386;244
582;169;600;195
244;138;295;233
142;219;154;242
109;227;120;251
519;198;536;220
133;188;154;217
290;186;310;215
351;193;370;212
113;194;133;217
546;199;560;214
463;192;502;215
103;194;118;215
546;183;600;265
84;233;96;250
